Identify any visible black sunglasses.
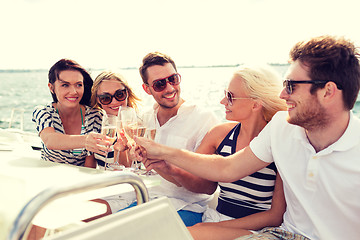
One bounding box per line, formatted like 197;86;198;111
149;73;181;92
283;79;342;95
98;89;127;105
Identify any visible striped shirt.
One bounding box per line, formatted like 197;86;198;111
32;103;102;166
95;141;115;168
216;123;277;218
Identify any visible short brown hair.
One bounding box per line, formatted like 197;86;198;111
289;35;360;110
139;52;177;84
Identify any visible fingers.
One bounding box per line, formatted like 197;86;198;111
134;136;163;159
134;145;147;161
118;130;128;143
113;129;133;152
85;132;111;155
134;136;149;147
134;145;153;171
143;159;165;172
113;139;130;152
113;142;128;152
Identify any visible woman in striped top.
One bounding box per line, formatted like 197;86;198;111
32;59;107;167
90;71;141;169
188;65;287;240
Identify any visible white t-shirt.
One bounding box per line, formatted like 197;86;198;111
149;101;220;212
250;111;360;240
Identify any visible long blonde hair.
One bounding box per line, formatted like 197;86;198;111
234;65;286;122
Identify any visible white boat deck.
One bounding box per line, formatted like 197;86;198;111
0;129;192;240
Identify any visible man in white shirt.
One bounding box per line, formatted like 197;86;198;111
138;52;219;226
135;36;360;239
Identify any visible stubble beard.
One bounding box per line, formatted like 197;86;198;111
158;90;180;109
287;98;330;131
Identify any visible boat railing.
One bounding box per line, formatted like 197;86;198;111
7;172;149;240
8;108;25;131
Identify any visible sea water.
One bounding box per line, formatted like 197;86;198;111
1;65;359;133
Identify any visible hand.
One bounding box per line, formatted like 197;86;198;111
146;159;176;175
114;130;131;152
84;132;110;154
133;143;169;172
134;136;164;159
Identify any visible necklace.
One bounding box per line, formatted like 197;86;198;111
56;106;84;126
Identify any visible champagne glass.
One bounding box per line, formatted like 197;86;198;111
137;111;157;175
138;112;157;140
118;106;139;171
101;113;117;171
118;106;138;144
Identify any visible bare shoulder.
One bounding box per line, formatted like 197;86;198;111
207;121;238;137
201;122;238;148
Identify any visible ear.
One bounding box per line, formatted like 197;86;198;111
142;83;152;95
48;83;54;94
252;99;263;111
322;82;337;99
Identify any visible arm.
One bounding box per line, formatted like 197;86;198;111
156;125;226;194
207;173;285;228
142;124;226;194
154;164;218;194
84;154;97;168
40;127;109;155
116;151;131;168
188;174;286;240
113;131;132;167
135;137;269;183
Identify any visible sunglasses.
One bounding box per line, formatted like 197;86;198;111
149;73;181;92
98;89;127;105
224;90;253;106
282;79;340;95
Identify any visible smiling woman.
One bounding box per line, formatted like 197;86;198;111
31;59;106;167
90;71;141;168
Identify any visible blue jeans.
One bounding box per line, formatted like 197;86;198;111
119;202;203;227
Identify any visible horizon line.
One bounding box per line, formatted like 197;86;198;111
0;63;290;72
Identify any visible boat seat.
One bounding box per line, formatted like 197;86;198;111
47;197;193;240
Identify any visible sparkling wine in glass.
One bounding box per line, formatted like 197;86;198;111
118;107;139;170
119;107;138;144
138;112;157;140
101;113;117;170
135;111;157;173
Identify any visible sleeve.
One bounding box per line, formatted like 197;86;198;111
86;108;103;134
249;114;277;163
32;105;53;135
194;111;220;150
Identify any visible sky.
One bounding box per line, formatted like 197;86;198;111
1;0;360;70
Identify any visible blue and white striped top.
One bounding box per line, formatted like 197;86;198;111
32;103;102;166
216;123;277;218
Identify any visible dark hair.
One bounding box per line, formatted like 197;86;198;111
139;52;177;84
48;59;93;106
289;35;360;110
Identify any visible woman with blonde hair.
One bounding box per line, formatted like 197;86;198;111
91;71;141;169
187;65;287;239
139;65;287;239
91;71;140;111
